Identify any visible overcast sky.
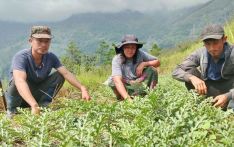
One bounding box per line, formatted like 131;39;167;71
0;0;210;23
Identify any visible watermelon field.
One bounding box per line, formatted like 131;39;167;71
0;73;233;146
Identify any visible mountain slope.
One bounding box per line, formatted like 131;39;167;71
0;0;234;76
161;0;234;47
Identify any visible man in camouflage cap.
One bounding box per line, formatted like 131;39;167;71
5;26;90;117
172;24;234;110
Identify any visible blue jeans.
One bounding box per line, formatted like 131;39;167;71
5;71;65;113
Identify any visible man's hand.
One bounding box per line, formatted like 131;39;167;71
81;86;91;100
126;98;133;102
189;76;207;95
212;94;228;108
31;105;40;115
136;62;146;77
124;96;133;102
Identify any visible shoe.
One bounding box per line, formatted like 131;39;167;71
6;109;17;119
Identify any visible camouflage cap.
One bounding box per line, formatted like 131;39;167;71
200;24;224;41
31;26;52;38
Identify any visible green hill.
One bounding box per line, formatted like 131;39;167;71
160;19;234;74
161;0;234;47
1;0;234;77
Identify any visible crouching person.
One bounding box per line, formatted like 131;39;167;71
6;26;90;118
106;34;160;101
172;24;234;110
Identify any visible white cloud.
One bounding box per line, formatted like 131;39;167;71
0;0;210;22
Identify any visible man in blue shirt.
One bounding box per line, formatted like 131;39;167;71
172;24;234;110
6;26;90;117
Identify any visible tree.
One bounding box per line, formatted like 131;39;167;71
61;41;82;74
82;54;97;72
149;43;161;56
95;40;115;66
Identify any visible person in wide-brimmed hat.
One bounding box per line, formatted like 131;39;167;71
172;24;234;110
115;34;143;54
106;34;160;101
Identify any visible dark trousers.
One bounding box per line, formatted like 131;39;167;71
5;71;65;113
185;68;234;109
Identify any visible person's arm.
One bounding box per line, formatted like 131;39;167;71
111;55;132;101
172;49;208;95
13;70;40;115
144;60;160;68
172;49;201;82
188;75;207;95
136;50;160;77
57;66;90;100
136;60;160;76
112;76;131;100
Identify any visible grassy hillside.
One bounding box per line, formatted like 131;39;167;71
162;0;234;47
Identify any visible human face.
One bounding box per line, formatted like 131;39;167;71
204;36;227;59
123;44;137;59
29;37;51;55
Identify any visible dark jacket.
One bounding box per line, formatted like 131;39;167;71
172;42;234;100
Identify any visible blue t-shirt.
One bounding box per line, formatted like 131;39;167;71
10;49;62;83
207;52;225;80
